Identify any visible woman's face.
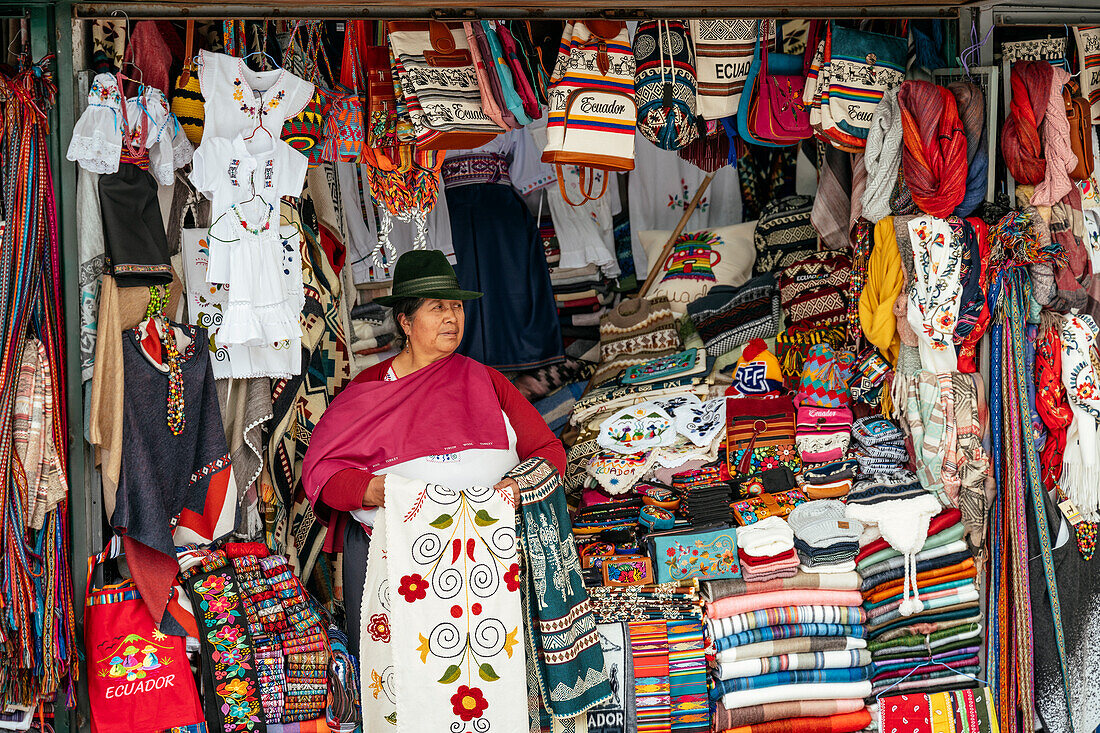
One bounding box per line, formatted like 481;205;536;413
402;299;465;358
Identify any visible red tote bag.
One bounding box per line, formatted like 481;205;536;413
85;538;205;733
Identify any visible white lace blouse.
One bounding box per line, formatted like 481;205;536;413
66;73;193;185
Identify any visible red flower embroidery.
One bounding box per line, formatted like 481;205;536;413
398;573;429;603
504;563;521;592
367;613;390;643
450;685;488;721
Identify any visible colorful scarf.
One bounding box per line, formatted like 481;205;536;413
1032;65;1077;207
897;81;968;218
508;458;612;719
1001;60;1054;185
859;218;903;364
904;215;963;373
1036;319;1073;494
1059;313;1100;521
948;81;988;218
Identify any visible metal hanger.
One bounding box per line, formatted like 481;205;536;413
874;633;989;700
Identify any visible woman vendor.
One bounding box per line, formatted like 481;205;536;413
302;249;566;648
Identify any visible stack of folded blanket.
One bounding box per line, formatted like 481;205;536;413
856;507;983;695
551;264;616;329
348;301;398;375
737;517;799;582
788;500;862;573
703;564;873;733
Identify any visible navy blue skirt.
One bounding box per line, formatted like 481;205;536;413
447;183;563;370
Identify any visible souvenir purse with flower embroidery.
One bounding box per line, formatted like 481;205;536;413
725;394;801;478
731;488;809;526
646;524;742;583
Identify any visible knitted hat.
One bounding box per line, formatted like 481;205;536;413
847;470;925;506
846;493;943;615
735;515;795;558
730;338;785;395
851;416;905;448
787;500;864;548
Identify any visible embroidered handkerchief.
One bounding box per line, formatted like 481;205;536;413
673;397;727;447
597;401;677;454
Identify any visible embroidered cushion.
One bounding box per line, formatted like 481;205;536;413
639;221;758;315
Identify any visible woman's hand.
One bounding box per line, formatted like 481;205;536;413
362;475;387;508
494;478;521;505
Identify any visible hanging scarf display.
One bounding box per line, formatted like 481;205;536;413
0;57;77;706
862;87;903;224
1032;65;1077;208
897;81;968;219
1059;313;1100;523
903;216;963;373
507;458;614;720
948;81;988;218
1001;60;1054;186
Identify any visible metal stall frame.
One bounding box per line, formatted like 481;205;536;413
20;0;1100;728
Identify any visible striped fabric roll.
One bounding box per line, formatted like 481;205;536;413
667;619;709;732
712;666;871;698
717;649;871;681
630;620;672;733
715;623;867;652
708;604;866;638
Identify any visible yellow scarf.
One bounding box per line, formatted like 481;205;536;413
859;218;903;364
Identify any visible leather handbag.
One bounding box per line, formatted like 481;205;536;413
646;524;742;584
388;20;503;150
748;21;811;145
542;20;637;204
725;394;801;478
365;43;399;149
1065;87;1095;180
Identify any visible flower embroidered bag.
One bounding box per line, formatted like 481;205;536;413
85;538;205;733
725;394;801;477
542;20;637;204
795;405;853;463
646;525;742;583
746;21;811;145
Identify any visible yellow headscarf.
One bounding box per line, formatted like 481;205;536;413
859;218;903;365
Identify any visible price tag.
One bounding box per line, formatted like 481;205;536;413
1059;499;1084;526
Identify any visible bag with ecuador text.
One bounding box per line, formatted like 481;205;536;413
543;20;637;204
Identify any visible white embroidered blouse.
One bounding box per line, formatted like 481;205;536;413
197;51;314;141
66;73;193;185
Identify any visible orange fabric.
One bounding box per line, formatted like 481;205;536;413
862;559;977;603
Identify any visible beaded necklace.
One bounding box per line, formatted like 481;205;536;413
145;285;186;435
231;201;275;236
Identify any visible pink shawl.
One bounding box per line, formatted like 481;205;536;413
708;589;865;620
301;354;508;506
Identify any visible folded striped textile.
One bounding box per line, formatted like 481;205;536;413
871;647;980;678
862;581;976;611
799;561;856;574
857;540;970;580
866;591;980;632
739;567;799;583
872;610;983;643
708;589;865;619
868;623;982;657
716;624;867;652
871;664;981;692
855;508;961;563
865;578;975;612
862;563;977;604
702;571;861;602
860;551;974;591
869;603;982;638
717;649;872;681
716;635;867;664
711;666;872;699
708;605;867;638
720;708;873;733
856;522;967;570
713;697;866;730
720;680;873;709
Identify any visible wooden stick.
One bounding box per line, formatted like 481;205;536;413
640;171;717;298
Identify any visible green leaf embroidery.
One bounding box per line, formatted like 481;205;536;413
478;663;500;682
474;510;498;527
438;664;462;684
429;514;454;529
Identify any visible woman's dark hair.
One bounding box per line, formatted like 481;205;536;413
389;297;426;351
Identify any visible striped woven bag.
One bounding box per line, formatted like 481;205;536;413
633;20;698;151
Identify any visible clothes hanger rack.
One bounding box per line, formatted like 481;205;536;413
874;633;990;700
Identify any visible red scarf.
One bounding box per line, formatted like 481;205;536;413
302;354;507;507
897;80;968;219
1035;324;1073;492
1001;60;1054;185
